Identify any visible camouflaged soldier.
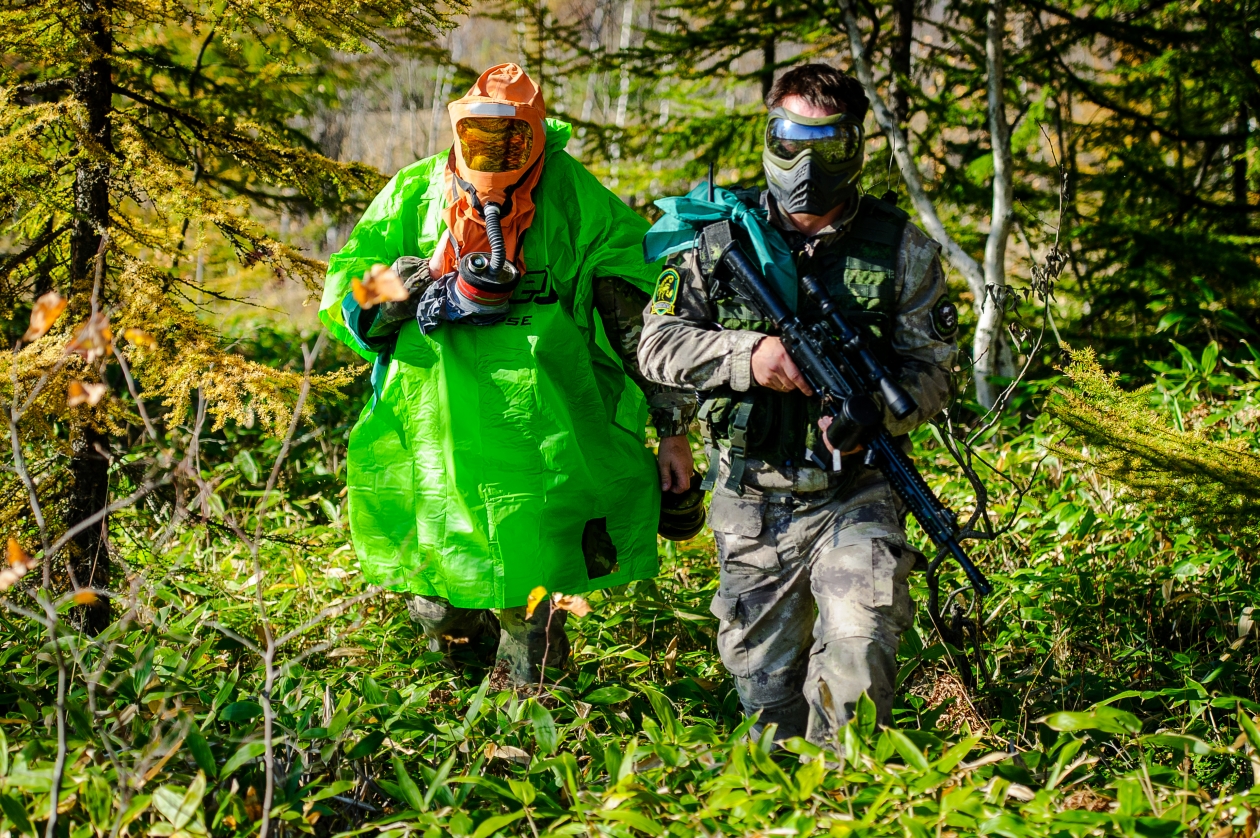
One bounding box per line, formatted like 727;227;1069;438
637;64;959;743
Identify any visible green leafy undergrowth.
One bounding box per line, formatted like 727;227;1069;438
4;332;1260;837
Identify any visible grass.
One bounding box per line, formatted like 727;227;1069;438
2;327;1260;838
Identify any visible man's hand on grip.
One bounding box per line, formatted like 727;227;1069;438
751;336;814;395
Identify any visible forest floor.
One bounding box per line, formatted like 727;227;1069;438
2;323;1259;838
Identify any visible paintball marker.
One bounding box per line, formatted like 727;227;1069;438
696;221;992;598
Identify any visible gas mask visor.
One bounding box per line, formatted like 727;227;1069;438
455;112;535;174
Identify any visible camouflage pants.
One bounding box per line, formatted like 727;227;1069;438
407;596;570;687
708;462;919;744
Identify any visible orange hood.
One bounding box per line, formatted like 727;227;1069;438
447;63;547;207
436;64;547;278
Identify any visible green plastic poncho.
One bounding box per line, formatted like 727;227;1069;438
319;120;663;609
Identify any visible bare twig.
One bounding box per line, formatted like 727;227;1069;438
43;603;68;838
111;344;158;441
538;603;556;698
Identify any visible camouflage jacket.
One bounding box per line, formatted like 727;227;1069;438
637;192;958;471
593;276;697;438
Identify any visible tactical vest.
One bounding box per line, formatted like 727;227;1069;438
698;195;909;491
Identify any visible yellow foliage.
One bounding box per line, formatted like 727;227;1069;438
1048;348;1260;543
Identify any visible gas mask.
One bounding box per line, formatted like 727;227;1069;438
762;107;865;216
435;64;547;323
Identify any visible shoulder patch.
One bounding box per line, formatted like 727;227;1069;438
650;268;682;316
931;298;959;340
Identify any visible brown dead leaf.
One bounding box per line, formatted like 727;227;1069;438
525;585;547;619
244;786;262;821
486;742;531;765
122;327;158;349
67;380;108;407
552;592;591;618
1;539;34;592
1062;788;1112;812
663;635;678;678
7;537;31;569
0;568;25;591
23;292;68;342
67;313;113;363
351;264;408;309
141;735;185;781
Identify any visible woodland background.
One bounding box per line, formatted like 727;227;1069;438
0;0;1259;835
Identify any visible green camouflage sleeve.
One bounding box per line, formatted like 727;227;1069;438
592;275;697;438
636;250;765;393
886;223;960;436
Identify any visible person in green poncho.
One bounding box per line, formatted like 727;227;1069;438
318;63;696;686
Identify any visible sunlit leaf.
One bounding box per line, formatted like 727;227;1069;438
525;585;547;619
584;685;634;705
123;327;158;348
67;380;108;407
21;291;67;342
67;312;113;363
552;592;591;617
469;811;525;838
220;742;266;777
351;264;408;309
152;772;205;830
1037;707;1141;735
528;700;557;756
1142;733;1213;756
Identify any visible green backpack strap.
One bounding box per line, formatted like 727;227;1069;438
723;398;756;495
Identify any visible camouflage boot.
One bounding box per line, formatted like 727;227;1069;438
407;596;500;668
496;600;570;688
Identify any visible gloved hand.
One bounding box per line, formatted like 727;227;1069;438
365;256;432;339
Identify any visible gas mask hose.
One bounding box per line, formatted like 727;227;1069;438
483;202;506;275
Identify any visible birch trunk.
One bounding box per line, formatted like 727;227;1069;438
840;0;1014;408
977;0;1014;408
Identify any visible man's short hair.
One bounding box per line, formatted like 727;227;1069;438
765;63;869;121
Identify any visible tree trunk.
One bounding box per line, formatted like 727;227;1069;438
841;0;1014;409
68;0;113;633
760;2;777;104
976;0;1014;409
890;0;914;126
1236;101;1251;234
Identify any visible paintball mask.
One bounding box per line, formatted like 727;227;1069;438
762;107;865;216
442;65;547;320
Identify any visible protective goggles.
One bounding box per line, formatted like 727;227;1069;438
455;117;535;173
764;108;864;169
